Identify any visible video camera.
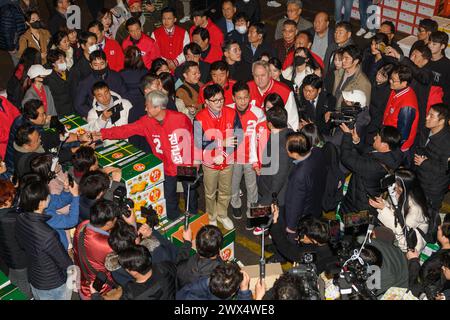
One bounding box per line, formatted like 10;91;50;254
329;102;362;129
287;252;321;300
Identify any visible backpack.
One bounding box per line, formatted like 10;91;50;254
321;142;346;212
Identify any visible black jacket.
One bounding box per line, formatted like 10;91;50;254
340;133;403;214
258;128;294;207
242;41;276;65
69;55;92;98
270;220;337;273
235;0;261;24
44;70;73;116
48;11;66;35
298;90;335;136
175;60;211;85
228;60;252;83
177;254;224;289
284;147;327;230
227;30;249;47
15;211;72;290
74;69;126;118
215;17;233;39
416;126;450;206
365;81;391;144
0;208;27;269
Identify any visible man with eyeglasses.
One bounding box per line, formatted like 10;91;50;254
194;84;243;230
410;18;438;56
383;65;419;154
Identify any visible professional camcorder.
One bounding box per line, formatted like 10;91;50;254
287;252;321;300
329;102;362;129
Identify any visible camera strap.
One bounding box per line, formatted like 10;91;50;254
76;224;116;289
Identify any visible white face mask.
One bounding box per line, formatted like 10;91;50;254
88;44;98;54
235;25;247;34
57;62;67;71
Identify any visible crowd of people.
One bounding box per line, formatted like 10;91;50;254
0;0;449;301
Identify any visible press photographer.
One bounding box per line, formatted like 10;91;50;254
325;89;370;147
269;204;337;274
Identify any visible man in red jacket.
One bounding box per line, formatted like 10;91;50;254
0;94;20;161
122;17;161;69
92;90;196;220
191;27;223;64
189;9;224;48
151;7;190;72
73;199;116;300
88;21;124;72
383;65;419;152
198;61;236;107
194;84;243;230
248;60;299;131
228;81;267;234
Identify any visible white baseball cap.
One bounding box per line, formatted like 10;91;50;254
27;64;52;79
342;89;366;107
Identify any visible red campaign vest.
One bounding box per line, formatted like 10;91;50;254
202;44;223;64
190;18;224;48
194;106;238;170
104;38;124;72
248;79;291;107
153;26;186;62
122;34;161;69
228;102;266;164
383;87;419;151
198;80;236;107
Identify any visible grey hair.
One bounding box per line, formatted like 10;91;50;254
287;0;303;8
252;60;270;74
145;90;168;109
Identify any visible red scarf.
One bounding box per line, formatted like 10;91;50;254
32;83;48;112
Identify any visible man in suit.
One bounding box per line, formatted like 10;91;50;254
215;0;237;38
284;131;327;242
242;22;275;64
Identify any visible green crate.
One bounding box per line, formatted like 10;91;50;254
95;140;143;168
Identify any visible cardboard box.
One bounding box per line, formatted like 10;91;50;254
399;11;416;24
400;1;417;13
131;182;165;210
398;34;418;56
419;0;438;6
161;212;236;261
59;114;89;134
397;21;414;34
0;284;28;300
241;263;283;292
417;4;435;17
381;7;398;19
95;140;143;168
382;0;400;9
351;8;360;20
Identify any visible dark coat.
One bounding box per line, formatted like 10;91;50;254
0;2;26;51
416;126;450;208
306;27;335;48
0;208;28;270
215;17;233;38
74;69;126;118
242;41;276;65
15;211;72;290
235;0;261;24
176;276;252;300
298;90;335;136
44;70;73;116
177;254;224;289
228;60;252;83
340;133;403;214
365;81;392;144
227;30;249;47
69;55;92;97
48;11;66;35
284;147;327;230
258;129;294;207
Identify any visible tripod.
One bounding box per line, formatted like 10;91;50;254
184;172;203;230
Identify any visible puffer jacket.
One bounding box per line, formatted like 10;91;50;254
177;254;224;289
15;211;72;290
0;2;26;51
0;208;27;269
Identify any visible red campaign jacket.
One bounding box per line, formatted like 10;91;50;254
194;106;242;170
73;221;114;300
104;38;125;72
426;85;443;114
282;49;325;71
228;102;267;165
152;26;188;65
0;97;20;159
198;79;236;107
201;44;223;64
100;110;193;176
122;34;161;69
189;18;224;48
248;79;299;131
383;87;419;151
